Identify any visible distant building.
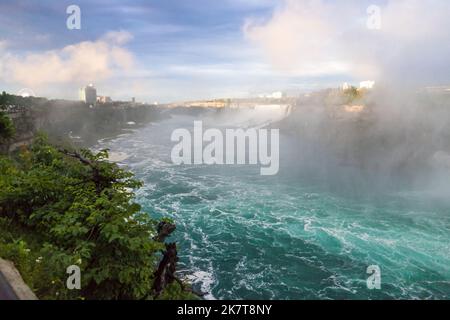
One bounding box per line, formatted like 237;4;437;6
131;97;136;103
97;96;112;104
258;91;287;99
424;86;450;93
359;81;375;90
79;84;97;105
185;99;228;108
270;91;286;99
342;82;351;91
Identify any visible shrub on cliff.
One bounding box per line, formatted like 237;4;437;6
0;111;15;140
0;134;192;299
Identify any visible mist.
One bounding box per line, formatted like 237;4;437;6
239;0;450;199
245;0;450;86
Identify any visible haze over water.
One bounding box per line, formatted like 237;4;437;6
98;111;450;300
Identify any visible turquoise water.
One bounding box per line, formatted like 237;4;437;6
99;116;450;300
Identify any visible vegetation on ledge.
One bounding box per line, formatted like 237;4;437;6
0;111;15;140
0;134;196;300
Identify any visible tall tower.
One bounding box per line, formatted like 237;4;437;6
79;84;97;105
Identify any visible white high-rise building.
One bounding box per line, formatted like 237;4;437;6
360;81;375;90
259;91;287;99
270;91;286;99
79;84;97;105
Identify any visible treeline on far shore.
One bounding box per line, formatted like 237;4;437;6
0;91;167;151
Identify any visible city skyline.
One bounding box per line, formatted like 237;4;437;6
1;0;450;103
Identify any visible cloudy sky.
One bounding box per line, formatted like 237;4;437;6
0;0;449;102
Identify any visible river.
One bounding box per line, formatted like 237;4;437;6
97;109;450;300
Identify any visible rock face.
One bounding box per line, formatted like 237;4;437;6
3;107;36;153
1;101;165;152
0;258;38;300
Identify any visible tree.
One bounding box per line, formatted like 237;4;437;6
0;111;15;140
0;135;194;299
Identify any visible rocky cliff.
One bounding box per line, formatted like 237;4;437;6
1;94;166;152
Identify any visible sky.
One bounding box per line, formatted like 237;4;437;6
1;0;450;103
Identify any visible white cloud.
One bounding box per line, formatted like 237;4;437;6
101;30;134;45
0;40;9;51
244;0;346;75
0;40;10;81
244;0;450;85
0;31;134;88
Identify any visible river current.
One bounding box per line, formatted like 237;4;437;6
97;111;450;300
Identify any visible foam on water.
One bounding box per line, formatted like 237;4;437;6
97;117;450;300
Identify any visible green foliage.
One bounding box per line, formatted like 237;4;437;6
156;282;198;300
0;91;47;109
0;135;191;300
343;86;364;104
0;91;7;108
0;218;72;299
0;111;15;139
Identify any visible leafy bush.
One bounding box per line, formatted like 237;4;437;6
0;111;15;139
343;86;364;104
0;135;193;299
